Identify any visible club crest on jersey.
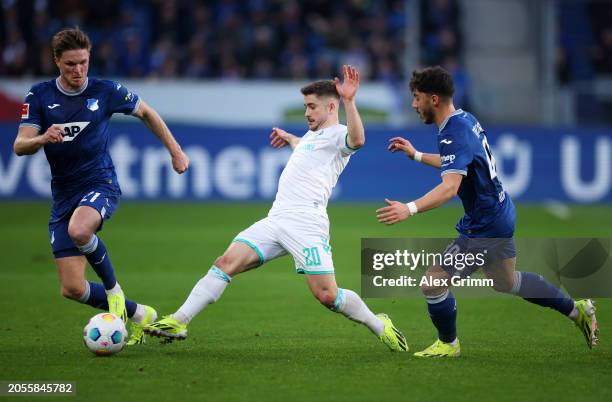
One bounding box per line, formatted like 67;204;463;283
58;122;90;142
86;98;99;111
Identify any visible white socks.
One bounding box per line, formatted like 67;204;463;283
105;282;122;295
568;302;579;321
333;288;384;336
131;304;146;323
173;266;230;325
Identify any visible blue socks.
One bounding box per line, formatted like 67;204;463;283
511;271;575;316
79;281;137;318
423;272;574;344
426;290;457;343
77;235;117;290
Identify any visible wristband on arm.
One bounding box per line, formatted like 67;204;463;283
406;201;418;216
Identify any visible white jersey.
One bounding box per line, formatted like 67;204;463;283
269;123;357;217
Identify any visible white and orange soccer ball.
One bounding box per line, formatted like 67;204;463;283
83;313;127;356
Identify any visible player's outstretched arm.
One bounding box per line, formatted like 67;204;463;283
133;99;189;174
335;65;365;149
14;124;64;156
388;137;441;168
270;127;300;150
376;173;462;225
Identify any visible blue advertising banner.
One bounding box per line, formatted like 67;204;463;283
1;122;611;202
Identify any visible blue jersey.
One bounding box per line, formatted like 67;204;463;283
437;109;515;237
19;78;140;217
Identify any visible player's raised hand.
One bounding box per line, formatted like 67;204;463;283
270;127;290;148
388;137;417;159
335;65;360;102
41;124;65;144
376;198;411;225
171;149;189;174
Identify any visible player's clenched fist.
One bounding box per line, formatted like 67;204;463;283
42;124;64;144
171;150;190;174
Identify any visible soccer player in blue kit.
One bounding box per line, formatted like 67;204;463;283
13;28;189;345
376;66;598;357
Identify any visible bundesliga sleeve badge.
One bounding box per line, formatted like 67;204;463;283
21;103;29;119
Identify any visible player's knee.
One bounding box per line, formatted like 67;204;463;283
420;273;437;295
420;283;447;298
61;283;85;300
214;255;237;276
67;222;93;245
315;289;337;308
214;255;231;270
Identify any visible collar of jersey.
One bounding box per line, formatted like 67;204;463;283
311;123;341;136
438;108;464;134
55;77;89;96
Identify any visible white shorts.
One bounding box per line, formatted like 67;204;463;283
233;212;334;275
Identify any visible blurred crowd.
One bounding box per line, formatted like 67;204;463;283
588;2;612;75
418;0;468;107
557;0;612;85
0;0;410;81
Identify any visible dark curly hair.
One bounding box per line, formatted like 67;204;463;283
409;66;455;99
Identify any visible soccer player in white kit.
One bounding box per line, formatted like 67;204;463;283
145;65;408;352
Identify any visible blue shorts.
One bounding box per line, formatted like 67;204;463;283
441;235;516;278
49;185;120;258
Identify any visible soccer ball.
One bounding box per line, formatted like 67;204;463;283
83;313;127;356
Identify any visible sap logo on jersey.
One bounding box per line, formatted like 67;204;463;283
440;154;456;166
59;122;90;142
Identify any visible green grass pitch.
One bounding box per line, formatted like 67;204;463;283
1;202;611;402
